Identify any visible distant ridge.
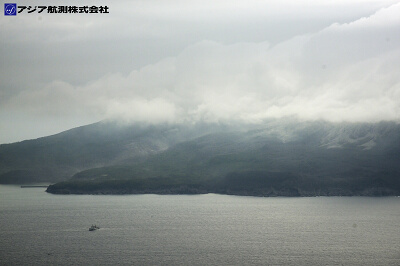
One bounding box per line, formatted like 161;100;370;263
1;120;400;196
0;120;230;184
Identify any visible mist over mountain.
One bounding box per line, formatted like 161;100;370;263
1;119;399;196
2;2;399;144
0;120;228;183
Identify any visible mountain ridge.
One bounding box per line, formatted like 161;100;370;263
1;119;399;196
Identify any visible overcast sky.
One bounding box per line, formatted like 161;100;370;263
1;0;399;143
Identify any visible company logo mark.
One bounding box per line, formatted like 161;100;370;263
4;3;17;16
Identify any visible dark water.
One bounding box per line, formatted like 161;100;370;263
1;185;399;265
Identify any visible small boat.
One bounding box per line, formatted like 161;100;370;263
89;225;100;231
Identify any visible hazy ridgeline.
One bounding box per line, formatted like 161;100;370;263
1;119;399;196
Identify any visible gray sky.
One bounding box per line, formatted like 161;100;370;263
1;0;399;143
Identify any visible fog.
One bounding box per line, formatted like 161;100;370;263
1;0;399;143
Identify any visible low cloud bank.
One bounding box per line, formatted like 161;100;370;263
4;3;400;126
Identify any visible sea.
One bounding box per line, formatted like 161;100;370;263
0;185;399;265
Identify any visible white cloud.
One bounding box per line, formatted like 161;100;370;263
4;3;400;128
1;1;400;143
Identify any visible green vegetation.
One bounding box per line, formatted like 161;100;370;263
2;120;400;196
48;122;400;196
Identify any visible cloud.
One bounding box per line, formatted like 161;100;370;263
1;1;400;143
3;3;400;128
106;98;180;123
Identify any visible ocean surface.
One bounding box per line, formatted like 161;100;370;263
0;185;399;265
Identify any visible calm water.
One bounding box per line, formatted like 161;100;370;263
0;185;399;265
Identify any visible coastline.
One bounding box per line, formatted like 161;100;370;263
45;185;398;197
